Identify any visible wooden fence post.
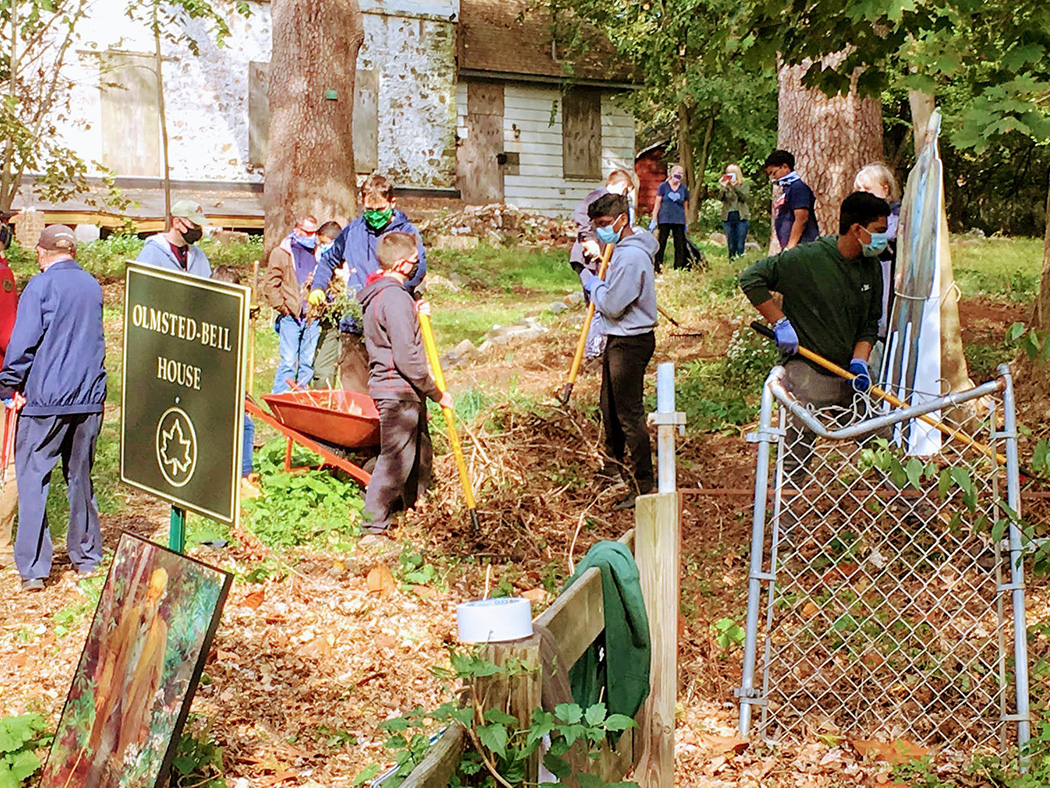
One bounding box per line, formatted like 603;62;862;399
476;634;543;784
634;491;680;787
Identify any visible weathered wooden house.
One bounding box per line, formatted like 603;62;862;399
16;0;636;230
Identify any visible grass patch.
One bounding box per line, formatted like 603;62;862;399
951;236;1041;302
426;243;578;346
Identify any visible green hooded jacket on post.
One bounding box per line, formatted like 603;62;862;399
566;541;651;719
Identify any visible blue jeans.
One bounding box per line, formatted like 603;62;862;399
272;315;321;394
242;414;254;476
724;216;750;258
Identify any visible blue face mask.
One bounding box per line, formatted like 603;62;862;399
861;228;889;257
595;223;623;246
294;233;316;250
319;241;334;256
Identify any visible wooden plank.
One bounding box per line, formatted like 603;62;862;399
400;724;466;788
353;69;379;173
99;51;161;177
633;492;680;787
535;566;604;668
562;87;602;180
248;61;270;168
458;82;505;204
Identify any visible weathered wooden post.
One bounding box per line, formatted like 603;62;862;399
635;363;684;786
476;635;542;783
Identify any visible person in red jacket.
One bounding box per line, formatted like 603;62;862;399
0;221;18;567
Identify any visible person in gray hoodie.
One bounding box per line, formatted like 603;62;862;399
135;199;212;278
580;192;658;510
357;232;452;535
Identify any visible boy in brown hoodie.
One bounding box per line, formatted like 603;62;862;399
358;232;452;534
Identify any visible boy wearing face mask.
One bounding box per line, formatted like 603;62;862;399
136;200;212;278
738;192;889;470
764;150;819;251
309;175;426;392
264;216;322;393
579;193;659;511
357;232;452;536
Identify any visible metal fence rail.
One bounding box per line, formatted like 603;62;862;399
738;364;1030;752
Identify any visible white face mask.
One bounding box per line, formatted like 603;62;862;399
607;182;628;196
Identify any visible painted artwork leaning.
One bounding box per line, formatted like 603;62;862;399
40;533;232;788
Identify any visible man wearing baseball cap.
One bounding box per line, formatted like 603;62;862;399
0;225;107;591
136;198;212;278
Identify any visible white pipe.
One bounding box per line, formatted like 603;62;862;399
656;362;676;493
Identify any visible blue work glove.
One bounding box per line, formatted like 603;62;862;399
849;358;871;392
579;268;599;295
648;218;657;232
772;317;799;355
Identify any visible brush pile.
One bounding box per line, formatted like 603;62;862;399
411;402;634;565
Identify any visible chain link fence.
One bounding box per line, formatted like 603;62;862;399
737;364;1031;752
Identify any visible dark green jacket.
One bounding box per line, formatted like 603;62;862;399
567;541;651;720
738;236;883;369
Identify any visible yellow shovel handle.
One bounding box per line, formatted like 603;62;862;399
419;310;477;510
559;241;615;404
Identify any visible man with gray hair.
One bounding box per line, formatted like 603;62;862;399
0;225;107;591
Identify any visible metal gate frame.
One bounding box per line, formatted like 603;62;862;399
737;363;1031;753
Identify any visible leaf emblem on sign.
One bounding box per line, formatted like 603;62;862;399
160;419;193;476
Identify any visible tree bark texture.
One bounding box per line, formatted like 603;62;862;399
677;100;699;226
264;0;363;254
1036;174;1050;330
775;58;884;240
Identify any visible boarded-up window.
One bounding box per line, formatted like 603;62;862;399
353;70;379;173
562;88;601;180
248;61;270;168
248;64;379;172
99;52;161;177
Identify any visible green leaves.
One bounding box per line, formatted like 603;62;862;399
0;714;49;788
712;617;746;649
477;722;509;758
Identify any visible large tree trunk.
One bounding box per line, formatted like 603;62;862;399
775;58;884;243
264;0;364;254
1036;174;1050;331
677;100;699;226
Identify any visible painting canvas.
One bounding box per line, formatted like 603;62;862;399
40;533;232;787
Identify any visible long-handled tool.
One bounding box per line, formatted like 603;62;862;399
0;396;20;491
419;308;481;533
558;242;615;406
750;321;1024;472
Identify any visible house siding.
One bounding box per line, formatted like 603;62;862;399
55;1;458;189
489;84;634;215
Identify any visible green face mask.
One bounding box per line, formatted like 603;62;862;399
364;208;393;230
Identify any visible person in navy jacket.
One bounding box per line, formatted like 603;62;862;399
0;225;106;591
307;174;426;391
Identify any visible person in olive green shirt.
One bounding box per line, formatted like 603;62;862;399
738;191;890;474
717;163;750;259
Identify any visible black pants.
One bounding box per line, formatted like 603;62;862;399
363;399;432;532
655;224;686;272
601;332;655;494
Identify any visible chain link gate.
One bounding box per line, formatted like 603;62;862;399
737;363;1031;753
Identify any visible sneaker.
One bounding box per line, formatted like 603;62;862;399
20;578;44;592
612;493;637;512
74;564;99;577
